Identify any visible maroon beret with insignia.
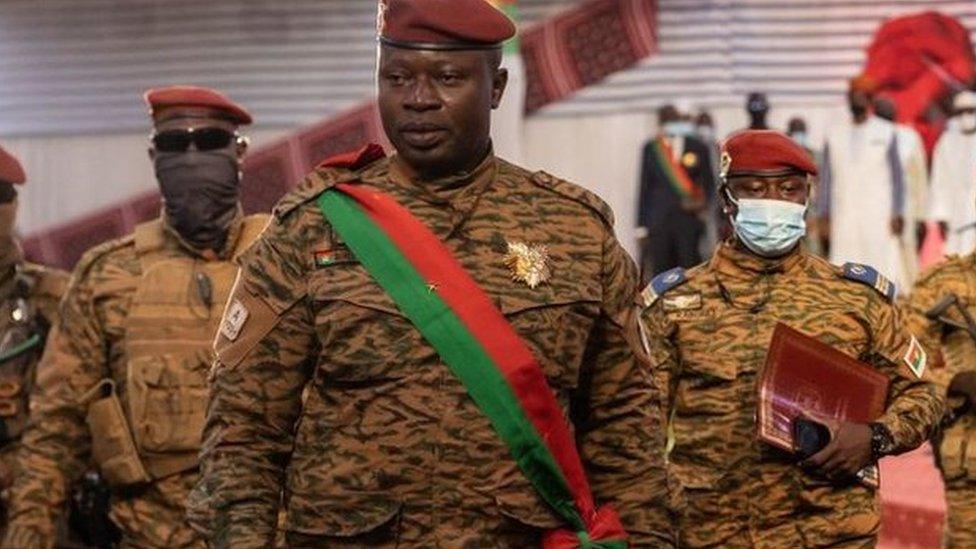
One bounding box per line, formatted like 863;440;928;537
0;145;26;185
720;130;818;179
378;0;516;50
144;85;252;125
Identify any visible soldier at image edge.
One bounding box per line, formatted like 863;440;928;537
2;86;269;548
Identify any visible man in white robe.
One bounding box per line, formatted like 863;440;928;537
820;80;913;292
929;91;976;256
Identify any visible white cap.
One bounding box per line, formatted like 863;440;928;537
954;91;976;111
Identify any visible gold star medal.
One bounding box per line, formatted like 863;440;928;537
503;241;551;289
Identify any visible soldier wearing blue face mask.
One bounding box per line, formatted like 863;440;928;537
640;129;942;548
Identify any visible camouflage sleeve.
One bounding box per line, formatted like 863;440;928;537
575;229;674;547
902;271;961;390
4;267;108;547
867;294;944;454
198;214;316;549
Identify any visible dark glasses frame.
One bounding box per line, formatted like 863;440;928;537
149;127;249;153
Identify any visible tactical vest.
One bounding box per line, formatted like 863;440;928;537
120;216;267;480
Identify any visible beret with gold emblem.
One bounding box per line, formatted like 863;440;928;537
720;129;818;179
378;0;517;50
144;85;252;125
0;145;25;185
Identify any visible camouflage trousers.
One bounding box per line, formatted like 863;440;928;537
944;482;976;549
110;472;205;548
282;503;554;548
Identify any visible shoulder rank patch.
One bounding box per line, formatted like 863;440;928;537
904;335;927;378
842;262;896;302
640;267;688;307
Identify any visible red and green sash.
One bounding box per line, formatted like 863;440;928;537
317;183;627;549
652;137;703;202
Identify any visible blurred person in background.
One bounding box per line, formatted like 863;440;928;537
696;109;722;256
0;146;70;542
746;92;770;130
788;117;826;256
929;91;976;256
638;104;717;276
2;86;269;549
875;96;928;262
821;77;914;293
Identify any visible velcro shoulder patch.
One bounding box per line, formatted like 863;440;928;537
841;262;896;302
640;267;688;308
316;143;386;170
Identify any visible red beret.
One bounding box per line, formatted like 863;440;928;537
144;85;252;125
378;0;516;50
0;145;25;185
720;130;818;178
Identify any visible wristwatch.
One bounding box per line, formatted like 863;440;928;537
869;422;895;460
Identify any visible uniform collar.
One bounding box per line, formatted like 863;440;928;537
386;150;497;237
709;239;806;279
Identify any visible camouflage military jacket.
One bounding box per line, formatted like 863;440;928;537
3;215;263;549
196;153;672;548
642;242;943;548
904;252;976;487
0;262;68;488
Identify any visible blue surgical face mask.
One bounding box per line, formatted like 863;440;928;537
728;196;807;257
663;121;695;137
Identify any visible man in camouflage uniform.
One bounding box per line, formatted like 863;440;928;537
0;146;70;534
905;249;976;547
193;0;672;546
643;130;943;548
3;86;268;548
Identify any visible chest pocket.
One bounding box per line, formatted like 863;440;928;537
672;311;737;415
125;258;238;455
498;286;600;390
310;260;418;383
309;258;600;390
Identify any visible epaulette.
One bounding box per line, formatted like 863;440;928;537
529;170;615;228
316;143;386;170
274;144;387;220
639;267;688;308
73;234;135;278
914;254;965;287
20;263;69;300
841;262;896;302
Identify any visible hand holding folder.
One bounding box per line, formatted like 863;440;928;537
758;323;890;486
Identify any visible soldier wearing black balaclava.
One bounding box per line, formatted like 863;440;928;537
3;86;270;548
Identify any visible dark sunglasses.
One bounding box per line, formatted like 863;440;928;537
151;127;245;153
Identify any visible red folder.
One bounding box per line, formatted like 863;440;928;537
758;323;890;453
